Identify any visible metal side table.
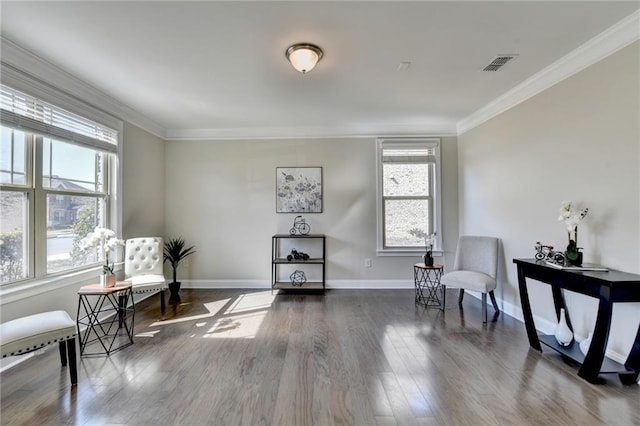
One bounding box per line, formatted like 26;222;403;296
414;263;445;310
77;281;134;356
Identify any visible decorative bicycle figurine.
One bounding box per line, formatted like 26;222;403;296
534;241;566;265
290;215;311;235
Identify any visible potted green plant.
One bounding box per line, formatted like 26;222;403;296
163;237;196;304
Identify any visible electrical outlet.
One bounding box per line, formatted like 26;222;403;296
365;258;372;268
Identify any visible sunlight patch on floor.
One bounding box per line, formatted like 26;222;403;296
135;330;161;338
203;310;267;339
144;291;276;338
225;291;276;315
148;298;231;327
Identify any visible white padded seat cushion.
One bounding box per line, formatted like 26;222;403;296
129;274;167;292
440;270;496;293
1;310;76;357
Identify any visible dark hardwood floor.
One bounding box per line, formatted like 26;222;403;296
1;288;639;425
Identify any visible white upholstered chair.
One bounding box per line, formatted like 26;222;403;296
124;237;167;318
440;235;500;323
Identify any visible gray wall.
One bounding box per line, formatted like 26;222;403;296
122;122;166;239
457;41;640;362
164;136;459;287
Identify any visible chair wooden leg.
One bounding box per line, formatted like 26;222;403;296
441;285;446;311
482;293;488;323
489;291;500;313
66;338;78;385
458;289;465;304
58;341;68;366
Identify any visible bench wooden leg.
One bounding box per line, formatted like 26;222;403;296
58;341;68;366
66;338;78;385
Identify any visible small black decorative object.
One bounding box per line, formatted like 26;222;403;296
287;249;310;261
423;252;434;267
290;270;307;286
534;242;566;265
289;215;311;235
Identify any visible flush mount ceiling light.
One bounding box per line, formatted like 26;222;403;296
286;43;323;74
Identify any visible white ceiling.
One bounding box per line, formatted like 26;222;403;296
1;1;639;139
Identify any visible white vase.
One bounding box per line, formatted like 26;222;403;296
554;308;573;347
579;332;593;356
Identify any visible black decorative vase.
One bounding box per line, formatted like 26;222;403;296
424;253;434;266
565;240;583;267
565;249;583;267
168;281;181;304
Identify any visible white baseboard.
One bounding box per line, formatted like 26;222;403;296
179;279;414;290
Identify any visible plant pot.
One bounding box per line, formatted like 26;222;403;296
423;253;434;267
100;274;116;288
565;249;583;267
168;281;181;304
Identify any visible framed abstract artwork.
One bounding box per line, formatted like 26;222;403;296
276;167;323;213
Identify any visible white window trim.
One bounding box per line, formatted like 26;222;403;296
376;137;443;256
0;66;123;300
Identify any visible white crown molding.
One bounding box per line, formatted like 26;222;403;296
165;123;458;141
457;10;640;135
0;36;166;139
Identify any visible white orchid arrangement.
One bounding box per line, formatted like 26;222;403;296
558;201;588;265
558;200;588;232
409;229;436;256
80;227;124;275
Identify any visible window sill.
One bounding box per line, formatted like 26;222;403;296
0;264;123;305
376;249;444;257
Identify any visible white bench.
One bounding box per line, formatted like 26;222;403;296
0;310;78;385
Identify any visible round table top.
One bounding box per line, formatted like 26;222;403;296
414;263;444;269
78;281;132;295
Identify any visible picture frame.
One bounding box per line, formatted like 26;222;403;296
276;167;323;213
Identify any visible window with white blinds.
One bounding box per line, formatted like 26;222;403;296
0;83;120;286
0;85;117;153
376;138;442;254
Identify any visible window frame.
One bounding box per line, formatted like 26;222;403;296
376;137;443;256
0;68;123;297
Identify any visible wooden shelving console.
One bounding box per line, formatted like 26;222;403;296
272;234;325;294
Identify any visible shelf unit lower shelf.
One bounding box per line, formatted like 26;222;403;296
272;234;326;294
538;334;633;375
273;282;325;291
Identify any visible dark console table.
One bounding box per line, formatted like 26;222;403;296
513;258;640;385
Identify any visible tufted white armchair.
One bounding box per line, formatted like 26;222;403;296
440;235;500;323
125;237;167;318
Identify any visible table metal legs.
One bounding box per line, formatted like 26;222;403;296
414;266;444;310
77;288;134;356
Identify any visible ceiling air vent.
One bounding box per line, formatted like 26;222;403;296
482;54;518;72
